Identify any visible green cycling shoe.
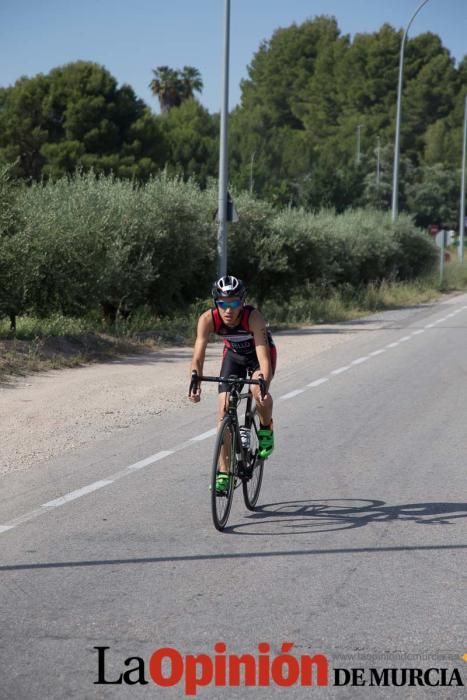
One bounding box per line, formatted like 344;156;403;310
258;422;274;459
215;472;231;494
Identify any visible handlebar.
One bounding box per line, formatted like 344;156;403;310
189;370;267;400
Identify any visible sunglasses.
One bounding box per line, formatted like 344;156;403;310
217;299;242;309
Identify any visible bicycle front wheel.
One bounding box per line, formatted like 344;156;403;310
211;417;236;531
242;410;264;510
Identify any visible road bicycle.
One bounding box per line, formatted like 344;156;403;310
189;370;267;531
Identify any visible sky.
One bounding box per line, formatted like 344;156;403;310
1;0;466;114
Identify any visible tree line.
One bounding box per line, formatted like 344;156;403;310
230;16;466;227
0;61;217;186
0;15;465;225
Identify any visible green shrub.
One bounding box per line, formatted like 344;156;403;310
6;170;438;325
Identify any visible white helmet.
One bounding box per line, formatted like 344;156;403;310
211;275;247;301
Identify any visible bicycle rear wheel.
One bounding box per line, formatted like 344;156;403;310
242;410;264;510
211;417;236;531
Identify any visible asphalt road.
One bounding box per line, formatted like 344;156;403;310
1;295;466;699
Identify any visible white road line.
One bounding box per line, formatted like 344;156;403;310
127;450;175;470
42;480;114;508
280;388;306;400
190;429;217;442
2;302;466;536
307;378;329;387
3;507;48;529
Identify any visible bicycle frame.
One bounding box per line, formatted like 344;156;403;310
189;370;266;529
191;371;264;471
226;383;254;479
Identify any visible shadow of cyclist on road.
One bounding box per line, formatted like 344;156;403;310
230;498;467;535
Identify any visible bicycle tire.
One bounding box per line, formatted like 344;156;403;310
242;409;264;510
211;417;236;531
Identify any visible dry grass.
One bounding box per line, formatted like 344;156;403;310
2;262;467;381
0;333;151;382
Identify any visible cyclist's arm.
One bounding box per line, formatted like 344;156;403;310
250;310;273;387
189;311;213;401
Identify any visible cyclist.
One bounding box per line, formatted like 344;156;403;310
189;275;276;492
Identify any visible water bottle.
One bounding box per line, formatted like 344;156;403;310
239;426;250;449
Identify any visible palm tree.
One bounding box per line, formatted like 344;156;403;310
180;66;203;101
149;66;203;113
149;66;182;113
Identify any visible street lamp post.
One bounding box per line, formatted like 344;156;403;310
391;0;432;222
217;0;230;277
459;94;467;262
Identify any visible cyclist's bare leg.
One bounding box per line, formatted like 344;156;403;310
217;392;230;473
251;369;273;427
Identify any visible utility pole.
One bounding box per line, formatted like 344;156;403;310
217;0;230;277
249;150;256;194
376;137;381;189
459;94;467;263
356;124;364;165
